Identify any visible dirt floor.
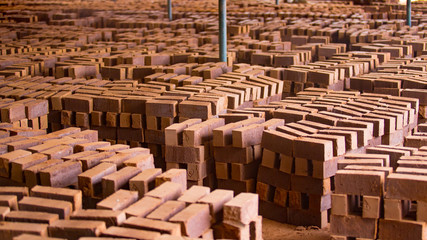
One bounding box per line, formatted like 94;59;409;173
263;219;332;240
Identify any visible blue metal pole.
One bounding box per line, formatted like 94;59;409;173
276;0;279;5
168;0;172;21
219;0;227;63
407;0;411;26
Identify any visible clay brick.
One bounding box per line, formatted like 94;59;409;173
169;203;211;238
48;220;106;240
23;159;63;188
379;219;426;240
0;150;32;178
0;221;48;240
5;210;58;224
30;185;81;211
124;196;163;218
18;196;72;219
330;215;377;239
101;226;160;240
71;209;126;227
39;160;82;188
198;189;234;223
145;181;183;203
79;152;115;171
129;168;162;198
102;166;141;197
182;118;224;147
146;200;186;221
293;137;333;161
178;185;210;205
165;119;202;146
386;173;427;201
335;170;385;197
123;217;181;236
223;193;258;225
155;168;187;193
97;189;138;211
0;195;18;210
10;153;48;182
261;130;296;156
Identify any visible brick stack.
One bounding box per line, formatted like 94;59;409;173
331;166;391;239
0;98;48;131
0;172;262;240
213;117;284;195
165;118;224;188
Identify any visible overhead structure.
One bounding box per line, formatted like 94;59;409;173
168;0;172;21
219;0;227;62
407;0;411;26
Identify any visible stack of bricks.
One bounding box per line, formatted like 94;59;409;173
404;122;427;148
0;98;48;131
165;118;225;188
330;165;391;239
0;171;263;239
213;117;284;194
331;144;427;240
254;88;419;227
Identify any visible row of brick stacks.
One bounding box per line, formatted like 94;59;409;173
0;126;262;240
331;124;427;239
255;88;419;227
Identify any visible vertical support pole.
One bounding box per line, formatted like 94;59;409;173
407;0;411;26
219;0;227;63
276;0;279;5
168;0;172;21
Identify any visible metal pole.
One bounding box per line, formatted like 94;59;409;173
219;0;227;63
276;0;279;5
407;0;411;26
168;0;172;21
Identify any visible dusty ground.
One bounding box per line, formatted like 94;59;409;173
263;219;332;240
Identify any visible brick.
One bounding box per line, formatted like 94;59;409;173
74;141;110;152
335;170;385;197
169;203;211;238
5;210;58;224
293;137;333;161
101;226;160;240
178;185;210;205
261;130;296;156
386;173;427;201
0;222;48;240
10;153;48;182
129;168;162;198
124;196;163;218
70;209;126;227
48;220;106;240
97;189;138;211
0;195;18;210
198;189;234;223
145;181;183;203
31;185;81;211
123;217;181;236
330;215;377;239
379;219;426;240
165;119;202;146
40;145;73;159
223;193;258;225
146;200;186;221
182;118;224;147
155;168;187;193
0;150;32;177
18;196;72;219
23;159;63;188
79;152;115;171
102;166;141;197
39;160;82;188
